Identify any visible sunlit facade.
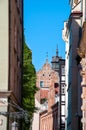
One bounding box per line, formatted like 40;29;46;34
63;0;86;130
62;21;69;130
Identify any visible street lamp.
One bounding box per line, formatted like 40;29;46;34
11;121;19;130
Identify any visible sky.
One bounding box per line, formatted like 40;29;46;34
24;0;70;71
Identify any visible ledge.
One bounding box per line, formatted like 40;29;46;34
70;11;82;19
0;91;12;98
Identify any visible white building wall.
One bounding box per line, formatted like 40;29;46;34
82;0;86;22
0;99;8;130
70;0;81;12
0;0;9;91
32;99;41;130
62;21;69;130
0;1;9;130
65;40;69;130
64;1;82;130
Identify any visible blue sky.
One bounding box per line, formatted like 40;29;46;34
24;0;70;71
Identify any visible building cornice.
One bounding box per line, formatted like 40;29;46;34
70;11;82;19
0;91;20;105
0;91;12;98
40;110;48;116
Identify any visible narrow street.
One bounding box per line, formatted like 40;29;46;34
0;0;86;130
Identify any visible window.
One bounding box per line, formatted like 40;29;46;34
62;88;65;94
61;84;65;94
52;63;56;69
43;74;45;76
56;64;59;69
54;83;59;88
61;76;65;81
40;81;44;87
61;65;65;75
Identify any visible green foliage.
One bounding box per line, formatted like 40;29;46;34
22;40;38;130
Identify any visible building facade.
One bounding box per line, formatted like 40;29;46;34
63;0;86;130
39;59;59;130
62;0;84;130
40;103;58;130
77;0;86;128
0;0;23;130
62;21;69;130
39;77;59;130
51;49;65;130
36;59;59;102
32;59;59;130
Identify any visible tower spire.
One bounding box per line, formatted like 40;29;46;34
56;44;58;56
46;52;48;63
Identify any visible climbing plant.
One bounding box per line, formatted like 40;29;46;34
22;38;38;130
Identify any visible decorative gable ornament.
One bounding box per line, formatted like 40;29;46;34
74;0;78;4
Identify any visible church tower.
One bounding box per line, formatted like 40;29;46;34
51;47;65;130
51;47;60;72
